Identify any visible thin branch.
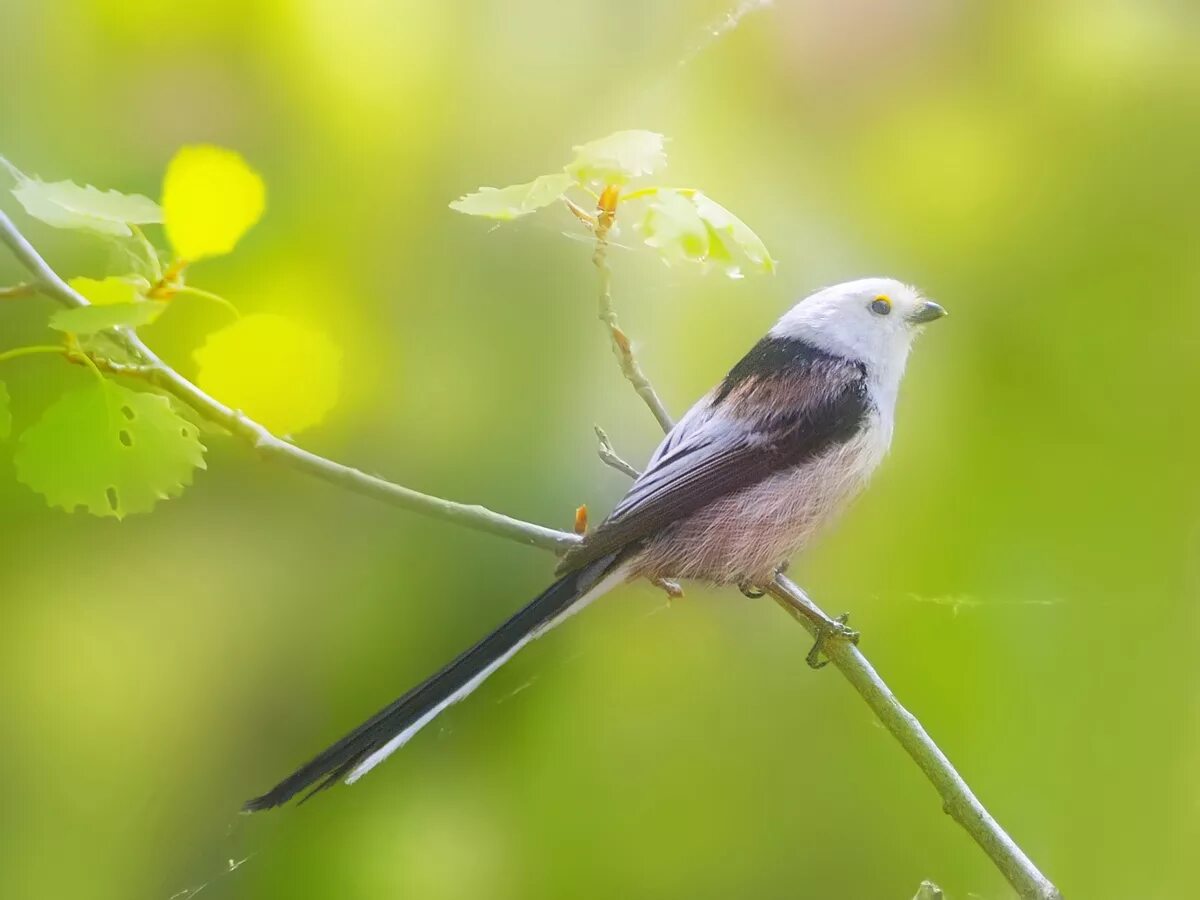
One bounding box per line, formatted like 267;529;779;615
768;577;1062;900
593;425;641;478
591;189;674;433
0;210;580;555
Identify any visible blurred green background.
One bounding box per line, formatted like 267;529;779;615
2;1;1199;898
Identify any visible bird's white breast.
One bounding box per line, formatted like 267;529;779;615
633;407;891;585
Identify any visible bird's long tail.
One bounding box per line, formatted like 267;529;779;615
243;553;627;812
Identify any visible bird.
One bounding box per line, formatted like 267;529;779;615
243;276;946;811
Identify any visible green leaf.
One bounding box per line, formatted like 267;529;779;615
68;275;151;307
637;189;775;278
449;173;574;220
8;168;163;237
566;131;666;185
692;192;776;276
639;189;709;263
49;301;165;335
0;382;11;440
13;382;206;519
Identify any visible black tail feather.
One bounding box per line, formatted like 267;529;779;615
243;555;619;812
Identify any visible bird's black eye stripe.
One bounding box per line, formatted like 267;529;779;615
870;296;892;316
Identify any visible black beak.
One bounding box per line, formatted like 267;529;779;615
908;301;947;324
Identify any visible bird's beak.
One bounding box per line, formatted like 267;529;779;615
908;301;947;324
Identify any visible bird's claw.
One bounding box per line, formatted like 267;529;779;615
740;561;789;599
805;613;860;669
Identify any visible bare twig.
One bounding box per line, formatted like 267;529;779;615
593;425;641;478
591;188;674;433
0;210;580;555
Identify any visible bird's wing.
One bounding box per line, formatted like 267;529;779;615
561;349;870;571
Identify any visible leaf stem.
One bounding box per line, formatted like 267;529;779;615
128;224;163;282
169;285;241;318
64;336;109;387
0;344;64;366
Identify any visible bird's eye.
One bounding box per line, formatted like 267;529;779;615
870;296;892;316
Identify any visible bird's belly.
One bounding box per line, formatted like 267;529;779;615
633;425;887;585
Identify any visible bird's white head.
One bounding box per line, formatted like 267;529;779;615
770;276;945;388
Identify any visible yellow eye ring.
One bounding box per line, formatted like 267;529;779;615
870;295;892;316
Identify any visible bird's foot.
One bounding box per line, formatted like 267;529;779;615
739;561;790;599
739;580;766;599
806;612;860;669
653;577;684;602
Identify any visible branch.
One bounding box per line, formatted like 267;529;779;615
591;189;674;433
0;210;579;555
593;425;641;479
768;577;1062;900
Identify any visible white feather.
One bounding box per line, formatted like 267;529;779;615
770;276;926;406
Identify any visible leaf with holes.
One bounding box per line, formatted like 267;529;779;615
566;131;666;186
0;382;11;440
50;301;165;335
637;189;775;278
13;382;205;519
195;314;341;435
163;145;265;261
8;167;162;237
449;173;574;220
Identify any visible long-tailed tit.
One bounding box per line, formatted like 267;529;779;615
244;276;946;810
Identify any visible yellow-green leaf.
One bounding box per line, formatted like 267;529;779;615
68;275;151;306
637;190;775;278
449;173;574;220
9;172;162;237
50;301;164;335
566;131;666;186
13;382;206;519
0;382;11;440
692;193;776;276
639;190;709;263
163;145;265;261
194;314;341;435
